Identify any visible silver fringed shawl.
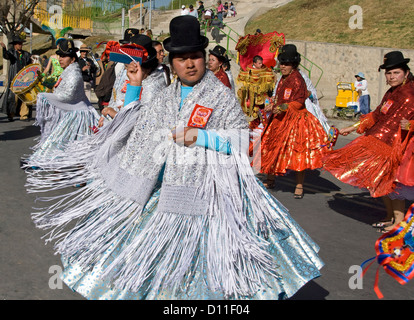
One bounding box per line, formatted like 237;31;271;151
30;71;291;298
34;62;98;141
98;70;248;208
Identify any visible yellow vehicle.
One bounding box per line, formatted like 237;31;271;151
335;82;360;113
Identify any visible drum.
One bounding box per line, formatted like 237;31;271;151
11;64;51;105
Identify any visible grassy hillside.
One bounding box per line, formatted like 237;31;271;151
246;0;414;49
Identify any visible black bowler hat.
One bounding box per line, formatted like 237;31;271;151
120;28;140;44
277;44;301;64
209;45;227;62
56;39;79;57
130;34;158;68
10;35;25;44
379;51;410;71
163;16;209;53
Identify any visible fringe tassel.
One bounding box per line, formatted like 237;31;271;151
25;102;142;193
32;177;144;270
98;144;285;298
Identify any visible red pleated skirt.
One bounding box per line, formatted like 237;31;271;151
322;135;402;198
252;108;328;175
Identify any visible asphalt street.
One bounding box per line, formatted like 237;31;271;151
0;108;413;301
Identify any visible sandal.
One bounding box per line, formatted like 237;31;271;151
372;219;394;228
377;227;391;234
377;224;397;234
293;187;304;199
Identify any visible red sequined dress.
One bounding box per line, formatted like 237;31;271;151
213;68;231;89
251;69;328;175
323;79;414;199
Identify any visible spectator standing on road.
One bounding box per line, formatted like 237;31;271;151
354;72;371;114
0;35;32;121
78;44;97;100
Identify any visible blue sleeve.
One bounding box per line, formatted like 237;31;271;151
195;129;231;154
124;84;142;106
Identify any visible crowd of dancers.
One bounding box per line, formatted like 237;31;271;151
8;15;414;299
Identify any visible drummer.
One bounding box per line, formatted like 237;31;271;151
0;35;32;121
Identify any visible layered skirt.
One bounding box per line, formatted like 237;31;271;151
25;93;99;168
323;134;414;200
52;179;323;300
252;108;328;175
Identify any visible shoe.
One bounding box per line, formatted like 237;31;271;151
372;219;394;228
293;187;304;199
377;227;391;234
377;224;397;234
263;178;276;189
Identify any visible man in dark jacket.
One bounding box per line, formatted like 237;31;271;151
0;35;32;121
78;44;97;100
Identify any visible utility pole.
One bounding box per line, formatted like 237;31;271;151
149;0;152;30
30;23;33;54
140;0;143;28
121;7;125;35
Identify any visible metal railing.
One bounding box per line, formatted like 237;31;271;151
200;19;240;61
299;54;324;88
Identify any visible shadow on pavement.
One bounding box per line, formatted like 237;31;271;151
289;280;329;300
0;120;40;141
257;170;341;195
327;193;386;225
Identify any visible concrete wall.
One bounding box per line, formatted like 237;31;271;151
287;39;414;111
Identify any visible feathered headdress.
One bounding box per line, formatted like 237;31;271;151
41;22;73;41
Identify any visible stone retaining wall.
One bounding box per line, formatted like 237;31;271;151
288;39;414;110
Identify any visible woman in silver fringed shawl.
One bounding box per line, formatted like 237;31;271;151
98;34;167;128
22;39;100;169
26;16;324;300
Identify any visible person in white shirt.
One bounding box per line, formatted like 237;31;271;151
188;4;198;18
181;5;189;15
354;72;371;114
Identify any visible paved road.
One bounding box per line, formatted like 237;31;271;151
0;110;413;301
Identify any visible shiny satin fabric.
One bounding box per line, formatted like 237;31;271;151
252;69;328;175
396;134;414;186
323;79;414;198
361;80;414;147
60;184;323;300
213;68;231;89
